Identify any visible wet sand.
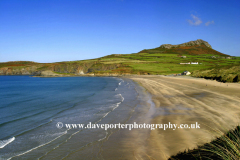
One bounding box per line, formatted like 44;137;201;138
129;75;240;159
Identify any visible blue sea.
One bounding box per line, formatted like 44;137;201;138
0;76;153;159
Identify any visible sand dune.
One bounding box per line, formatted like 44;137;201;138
129;75;240;159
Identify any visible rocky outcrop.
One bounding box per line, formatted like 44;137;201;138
0;67;9;74
0;66;39;75
40;70;63;77
0;62;122;76
77;70;85;75
159;39;212;49
6;68;12;75
75;66;86;75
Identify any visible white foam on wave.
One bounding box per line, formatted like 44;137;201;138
96;97;123;124
7;131;67;160
29;131;67;140
118;79;124;86
98;131;108;141
102;111;111;118
92;93;125;132
112;102;121;110
40;126;86;159
116;94;124;102
47;131;67;137
115;88;118;91
0;137;15;149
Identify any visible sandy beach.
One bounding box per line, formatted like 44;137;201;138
128;75;240;159
1;75;239;159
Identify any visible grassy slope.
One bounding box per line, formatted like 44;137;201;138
97;45;240;77
1;44;240;81
192;65;240;82
169;126;240;160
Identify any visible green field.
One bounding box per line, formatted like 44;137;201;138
1;41;239;82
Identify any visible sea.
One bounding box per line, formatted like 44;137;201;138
0;76;154;160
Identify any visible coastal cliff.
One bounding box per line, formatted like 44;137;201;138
0;61;124;76
0;65;41;76
0;39;239;81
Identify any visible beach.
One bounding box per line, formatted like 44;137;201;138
128;75;240;159
1;75;240;159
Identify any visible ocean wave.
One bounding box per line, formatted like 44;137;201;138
102;111;111;119
49;131;67;137
0;110;46;127
29;131;67;140
112;102;121;110
96;100;122;123
116;94;124;102
118;79;124;86
7;131;67;160
0;137;15;149
98;131;108;141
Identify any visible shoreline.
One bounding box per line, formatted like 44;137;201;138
0;76;152;159
1;75;239;159
96;78;156;159
2;73;240;84
127;75;240;159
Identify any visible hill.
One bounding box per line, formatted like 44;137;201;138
0;39;239;82
140;39;227;56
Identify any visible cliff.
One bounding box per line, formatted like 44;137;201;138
0;61;123;76
0;39;238;80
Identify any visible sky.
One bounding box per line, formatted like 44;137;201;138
0;0;239;63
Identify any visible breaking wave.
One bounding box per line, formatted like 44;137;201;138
0;137;15;149
7;131;67;160
118;79;124;86
116;94;124;102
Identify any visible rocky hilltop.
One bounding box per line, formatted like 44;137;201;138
159;39;212;49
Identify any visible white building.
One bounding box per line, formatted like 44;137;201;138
180;62;199;64
182;71;191;75
180;62;190;64
191;62;198;64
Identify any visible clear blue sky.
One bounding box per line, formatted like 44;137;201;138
0;0;239;63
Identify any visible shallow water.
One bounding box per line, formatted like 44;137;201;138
0;76;153;159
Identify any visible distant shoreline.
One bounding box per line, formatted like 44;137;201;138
2;73;240;84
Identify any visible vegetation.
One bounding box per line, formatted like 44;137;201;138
169;125;240;160
192;65;240;82
0;40;239;82
1;40;239;158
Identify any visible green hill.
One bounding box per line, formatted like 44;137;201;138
0;39;239;82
